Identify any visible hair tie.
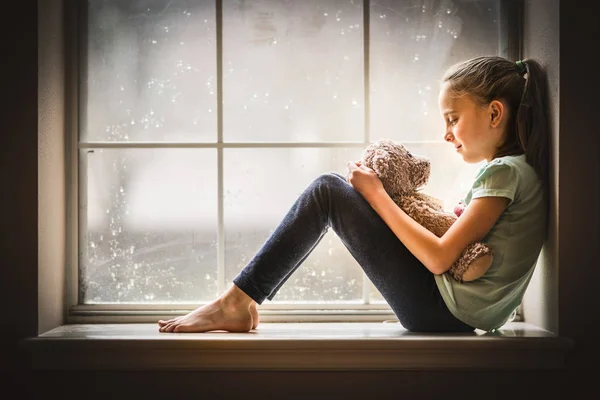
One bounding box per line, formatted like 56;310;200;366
515;60;526;76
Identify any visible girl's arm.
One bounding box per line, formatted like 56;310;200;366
366;188;509;275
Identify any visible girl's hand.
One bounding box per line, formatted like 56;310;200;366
345;161;384;202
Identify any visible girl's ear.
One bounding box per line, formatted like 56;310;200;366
489;100;505;128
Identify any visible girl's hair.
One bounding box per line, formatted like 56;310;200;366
442;56;550;192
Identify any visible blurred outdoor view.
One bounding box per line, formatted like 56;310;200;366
81;0;499;304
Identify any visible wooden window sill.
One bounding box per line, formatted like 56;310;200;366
21;321;572;371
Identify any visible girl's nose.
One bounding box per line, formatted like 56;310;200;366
444;131;453;142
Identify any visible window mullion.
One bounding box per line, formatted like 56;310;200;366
362;0;371;305
216;0;225;295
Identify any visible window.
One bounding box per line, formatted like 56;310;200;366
71;0;517;322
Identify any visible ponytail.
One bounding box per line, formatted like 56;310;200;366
515;59;550;195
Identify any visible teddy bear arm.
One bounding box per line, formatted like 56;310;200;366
398;196;456;237
447;243;494;283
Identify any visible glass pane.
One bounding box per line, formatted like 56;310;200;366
81;149;218;303
370;0;500;141
224;148;366;302
83;0;217;142
223;0;364;142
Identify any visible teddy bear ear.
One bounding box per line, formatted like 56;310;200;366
371;150;390;178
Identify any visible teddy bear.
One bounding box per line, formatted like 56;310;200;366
359;139;493;283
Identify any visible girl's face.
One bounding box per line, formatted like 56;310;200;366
438;82;503;163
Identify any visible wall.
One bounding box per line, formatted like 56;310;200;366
38;0;67;335
1;0;39;378
520;0;559;333
556;0;600;372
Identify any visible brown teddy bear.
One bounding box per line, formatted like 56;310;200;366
360;139;493;283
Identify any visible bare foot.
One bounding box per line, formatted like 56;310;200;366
157;299;252;333
157;284;256;333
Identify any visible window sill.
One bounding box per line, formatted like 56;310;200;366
21;322;572;371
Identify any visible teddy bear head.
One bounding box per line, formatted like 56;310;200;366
360;139;431;196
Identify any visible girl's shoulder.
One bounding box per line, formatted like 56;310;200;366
479;154;533;179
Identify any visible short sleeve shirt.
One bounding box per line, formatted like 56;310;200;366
434;154;547;331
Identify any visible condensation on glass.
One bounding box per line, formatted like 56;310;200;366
81;0;500;304
222;0;364;142
82;0;217;142
82;149;218;303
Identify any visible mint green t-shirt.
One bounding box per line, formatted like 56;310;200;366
434;154;547;331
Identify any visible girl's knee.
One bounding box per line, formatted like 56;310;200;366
314;172;347;187
311;172;349;196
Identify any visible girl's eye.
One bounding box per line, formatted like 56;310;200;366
449;119;457;126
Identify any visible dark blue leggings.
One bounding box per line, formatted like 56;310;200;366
233;172;474;333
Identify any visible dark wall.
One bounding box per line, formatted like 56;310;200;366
1;0;39;378
557;0;600;373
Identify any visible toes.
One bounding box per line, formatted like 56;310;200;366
160;317;178;325
160;322;176;333
173;324;192;333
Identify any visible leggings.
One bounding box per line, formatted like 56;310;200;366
233;172;474;333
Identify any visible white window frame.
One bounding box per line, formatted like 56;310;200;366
66;0;523;324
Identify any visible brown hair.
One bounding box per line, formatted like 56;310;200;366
442;56;550;193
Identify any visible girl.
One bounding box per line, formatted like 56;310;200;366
158;56;550;333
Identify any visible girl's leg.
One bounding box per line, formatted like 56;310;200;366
233;172;473;332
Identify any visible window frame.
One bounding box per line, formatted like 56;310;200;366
66;0;524;324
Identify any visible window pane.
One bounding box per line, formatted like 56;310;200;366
82;149;218;303
224;148;366;302
370;0;500;141
83;0;217;142
223;0;364;142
